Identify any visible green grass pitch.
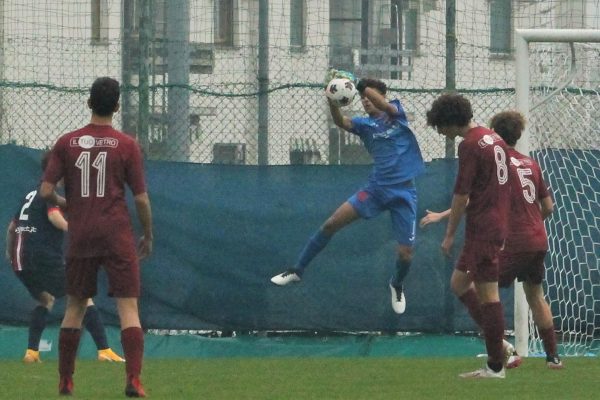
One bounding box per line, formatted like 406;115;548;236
2;357;598;399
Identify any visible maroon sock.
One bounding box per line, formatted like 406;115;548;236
458;289;483;328
480;302;505;369
59;328;81;378
121;327;144;378
538;326;558;357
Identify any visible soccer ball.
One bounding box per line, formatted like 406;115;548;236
325;78;357;107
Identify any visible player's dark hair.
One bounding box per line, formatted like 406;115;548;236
489;111;525;146
41;150;51;172
426;93;473;128
89;77;120;117
357;78;387;95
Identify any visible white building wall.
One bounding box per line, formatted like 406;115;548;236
186;0;259;163
1;0;122;148
266;0;330;164
0;0;598;161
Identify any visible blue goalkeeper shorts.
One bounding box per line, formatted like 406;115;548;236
348;180;417;246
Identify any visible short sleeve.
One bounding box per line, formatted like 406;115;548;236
47;203;61;214
350;116;367;136
454;141;477;195
43;141;65;185
535;163;550;200
125;140;147;196
390;99;406;122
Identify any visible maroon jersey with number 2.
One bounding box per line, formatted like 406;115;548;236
43;124;146;258
454;126;510;242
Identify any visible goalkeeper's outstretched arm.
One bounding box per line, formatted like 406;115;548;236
361;86;398;117
355;78;398;117
328;97;353;132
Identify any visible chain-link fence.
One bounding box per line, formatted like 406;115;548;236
0;1;599;164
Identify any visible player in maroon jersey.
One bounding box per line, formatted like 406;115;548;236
491;111;562;368
426;94;510;378
40;77;153;397
421;110;563;370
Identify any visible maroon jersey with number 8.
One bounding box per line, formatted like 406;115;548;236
454;126;510;242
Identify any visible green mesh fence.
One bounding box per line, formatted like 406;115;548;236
2;1;598;164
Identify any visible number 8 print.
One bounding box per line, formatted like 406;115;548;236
494;145;508;185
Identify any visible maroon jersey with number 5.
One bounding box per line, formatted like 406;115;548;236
454;126;510;242
504;148;550;253
43;124;146;258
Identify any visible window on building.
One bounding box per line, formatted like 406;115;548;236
215;0;234;46
490;0;512;53
403;7;418;50
290;0;306;48
329;0;365;71
123;0;167;39
391;0;419;51
91;0;109;45
152;1;167;39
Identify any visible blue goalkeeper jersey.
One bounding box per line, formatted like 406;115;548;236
350;99;425;185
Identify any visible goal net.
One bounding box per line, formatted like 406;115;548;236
515;29;600;357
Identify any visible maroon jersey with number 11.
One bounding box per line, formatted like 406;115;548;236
43;124;146;258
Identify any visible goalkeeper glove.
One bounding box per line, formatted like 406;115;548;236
324;68;357;86
356;78;367;94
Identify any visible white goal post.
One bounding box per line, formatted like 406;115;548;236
514;28;600;357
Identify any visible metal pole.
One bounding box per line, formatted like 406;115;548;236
138;0;151;155
0;0;4;141
516;28;600;43
167;0;190;161
257;0;269;165
444;0;456;159
121;0;135;139
514;32;530;156
443;0;457;333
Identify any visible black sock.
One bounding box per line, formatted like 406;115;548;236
487;361;503;373
391;259;411;288
28;306;48;350
83;305;109;350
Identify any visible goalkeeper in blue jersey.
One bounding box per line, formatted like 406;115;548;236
271;76;425;314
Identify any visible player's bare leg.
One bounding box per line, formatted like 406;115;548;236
321;201;361;235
